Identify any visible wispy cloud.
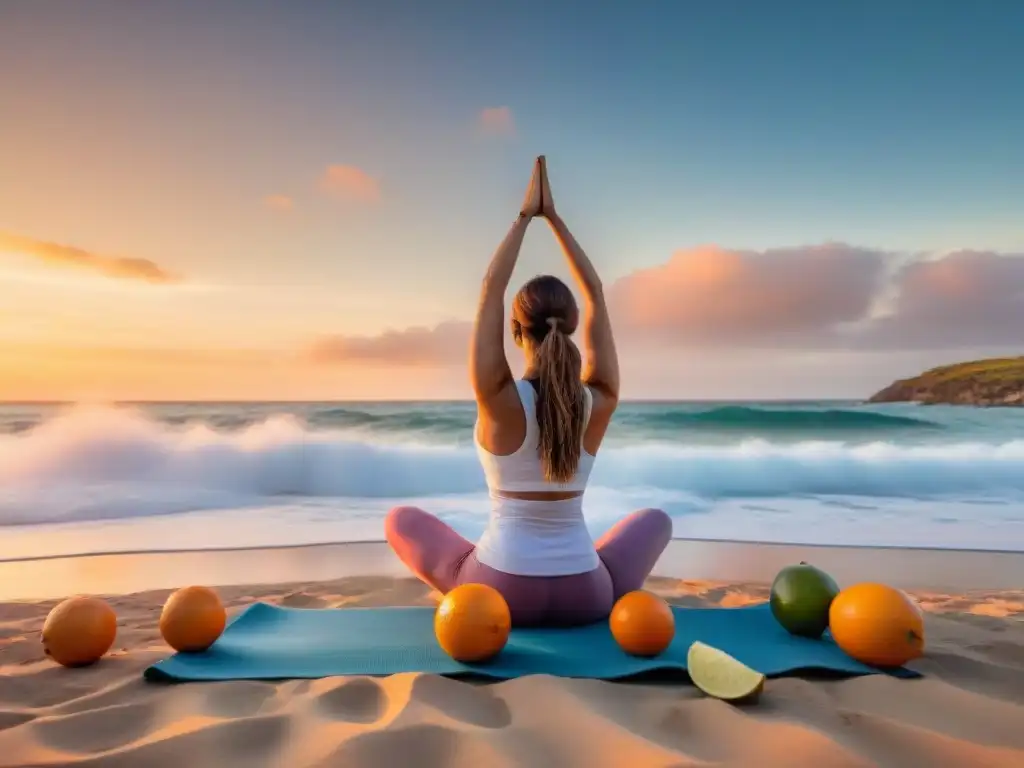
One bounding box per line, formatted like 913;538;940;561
0;231;180;284
306;321;472;366
477;106;515;137
321;164;382;204
263;194;295;212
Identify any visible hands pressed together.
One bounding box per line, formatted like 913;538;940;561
520;156;557;220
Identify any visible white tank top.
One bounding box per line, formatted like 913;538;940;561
473;379;600;576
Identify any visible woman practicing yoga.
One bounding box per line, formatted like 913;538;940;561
386;157;672;626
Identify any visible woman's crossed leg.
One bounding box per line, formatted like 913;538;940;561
384;506;672;625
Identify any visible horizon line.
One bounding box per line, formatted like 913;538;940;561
0;397;865;406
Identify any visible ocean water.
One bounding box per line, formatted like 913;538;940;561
1;400;1022;561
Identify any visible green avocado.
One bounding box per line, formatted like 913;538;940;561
769;562;840;638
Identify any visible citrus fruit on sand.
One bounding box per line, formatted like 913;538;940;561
42;596;118;667
159;586;227;653
434;583;511;663
610;590;675;657
829;583;925;668
687;641;766;703
769;561;840;638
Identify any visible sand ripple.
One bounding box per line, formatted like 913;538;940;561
1;577;1022;767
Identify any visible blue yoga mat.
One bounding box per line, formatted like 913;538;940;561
144;602;919;683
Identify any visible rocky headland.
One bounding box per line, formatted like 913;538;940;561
868;357;1024;407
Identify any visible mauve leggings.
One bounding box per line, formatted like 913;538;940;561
385;505;673;626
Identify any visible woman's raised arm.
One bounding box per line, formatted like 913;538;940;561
470;214;529;415
539;160;620;402
470;160;543;417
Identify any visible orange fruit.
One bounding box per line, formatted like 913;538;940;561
829;583;925;668
160;586;227;653
434;583;511;663
42;596;117;667
610;590;675;657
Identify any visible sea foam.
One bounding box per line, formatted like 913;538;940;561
2;404;1024;528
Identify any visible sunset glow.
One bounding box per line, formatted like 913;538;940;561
2;2;1021;401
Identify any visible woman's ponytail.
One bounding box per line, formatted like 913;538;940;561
533;318;586;483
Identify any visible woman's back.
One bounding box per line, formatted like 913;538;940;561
475;379;596;496
474;379;601;575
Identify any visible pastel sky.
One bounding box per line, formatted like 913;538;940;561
1;0;1022;400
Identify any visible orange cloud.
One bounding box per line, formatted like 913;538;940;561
610;243;886;345
321;165;381;204
264;194;295;211
867;250;1024;348
302;245;1024;366
0;231;179;284
307;321;472;366
477;106;515;137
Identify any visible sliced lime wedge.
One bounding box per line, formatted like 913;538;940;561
686;641;766;703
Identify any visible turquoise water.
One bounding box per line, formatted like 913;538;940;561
1;399;1005;444
0;400;1022;559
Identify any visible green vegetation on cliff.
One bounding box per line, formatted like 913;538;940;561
868;357;1024;406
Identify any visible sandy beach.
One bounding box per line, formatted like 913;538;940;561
1;561;1022;767
5;0;1023;764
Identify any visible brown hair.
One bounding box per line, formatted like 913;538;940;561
511;275;587;483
